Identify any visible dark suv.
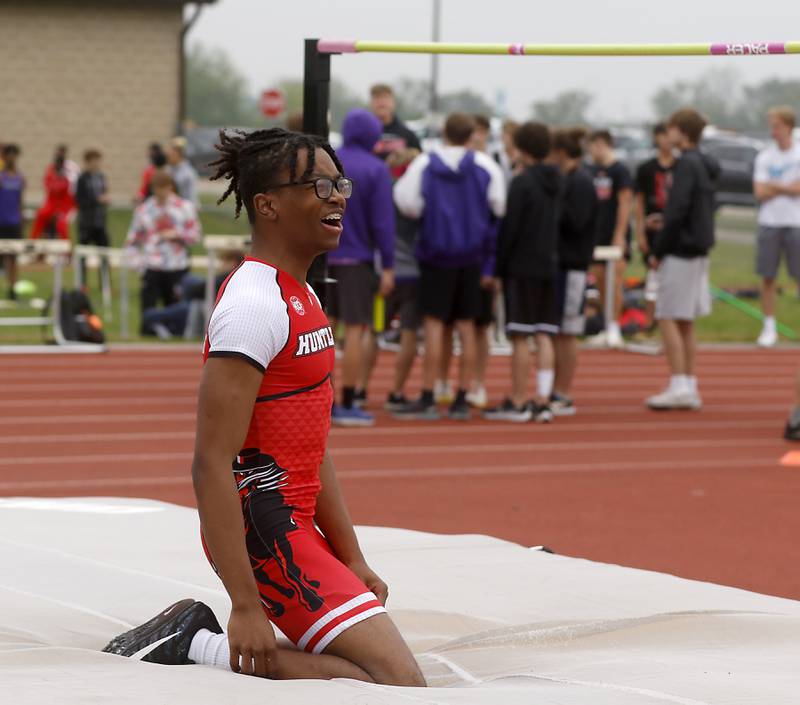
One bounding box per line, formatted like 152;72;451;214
701;136;764;208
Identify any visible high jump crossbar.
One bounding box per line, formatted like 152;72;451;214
316;40;800;57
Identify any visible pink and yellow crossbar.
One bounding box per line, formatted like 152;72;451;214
317;40;800;57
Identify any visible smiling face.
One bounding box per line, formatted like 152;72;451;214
253;147;347;257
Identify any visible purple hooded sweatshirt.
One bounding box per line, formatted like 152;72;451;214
329;109;395;268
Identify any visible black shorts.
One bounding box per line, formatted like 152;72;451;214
0;224;23;239
504;276;559;336
419;264;481;322
385;278;420;331
476;286;495;327
326;263;378;326
79;225;110;248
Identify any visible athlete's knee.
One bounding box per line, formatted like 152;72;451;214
368;657;427;687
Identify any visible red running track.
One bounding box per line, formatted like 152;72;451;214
0;347;797;599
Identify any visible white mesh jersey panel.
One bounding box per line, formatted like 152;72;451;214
207;261;290;372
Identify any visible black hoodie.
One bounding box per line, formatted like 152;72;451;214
558;165;598;271
653;149;720;259
496;163;562;279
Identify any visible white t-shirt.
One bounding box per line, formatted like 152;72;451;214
753;143;800;227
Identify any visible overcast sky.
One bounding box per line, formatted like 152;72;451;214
191;0;800;122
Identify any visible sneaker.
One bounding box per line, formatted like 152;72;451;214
332;404;375;427
434;380;454;404
686;391;703;410
393;398;440;421
101;599;221;664
448;397;471;421
585;330;608;348
483;398;532;423
353;389;367;408
646;388;697;410
529;401;554;424
384;392;410;412
606;326;624;349
785;419;800;441
757;326;777;348
550;392;576;417
465;386;488;409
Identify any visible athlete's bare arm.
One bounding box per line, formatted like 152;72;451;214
315;450;388;604
193;359;409;683
192;356;278;676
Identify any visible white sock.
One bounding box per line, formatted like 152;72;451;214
670;375;689;393
763;316;776;330
537;369;555;400
607;321;621;336
687;376;698;394
188;629;231;670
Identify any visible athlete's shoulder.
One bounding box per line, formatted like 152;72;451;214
207;260;290;373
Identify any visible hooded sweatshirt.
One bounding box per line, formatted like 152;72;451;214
329;109;395;268
496;163;563;279
653;148;720;259
394;145;506;271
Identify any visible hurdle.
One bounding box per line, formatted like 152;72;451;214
0;238;105;352
72;244;131;330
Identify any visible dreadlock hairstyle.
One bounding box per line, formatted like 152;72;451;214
209;128;344;223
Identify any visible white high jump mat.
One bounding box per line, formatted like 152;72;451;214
2;497;799;704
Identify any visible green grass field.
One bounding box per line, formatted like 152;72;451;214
1;207;797;345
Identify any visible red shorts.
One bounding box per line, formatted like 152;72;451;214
202;504;385;654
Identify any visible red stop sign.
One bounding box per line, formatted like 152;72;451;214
260;89;286;118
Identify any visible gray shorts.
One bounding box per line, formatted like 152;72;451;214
756;226;800;280
556;269;587;336
655;255;711;321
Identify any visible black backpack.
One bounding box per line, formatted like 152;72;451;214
48;289;105;344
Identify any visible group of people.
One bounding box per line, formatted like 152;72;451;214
0;137;207;335
326;84;721;427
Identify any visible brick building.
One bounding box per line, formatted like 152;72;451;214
1;0;214;201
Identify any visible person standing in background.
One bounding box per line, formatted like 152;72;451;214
327;109;396;427
166;137;199;206
369;84;422;177
484;122;561;424
752;106;800;348
76;148;112;289
136;143;167;203
394;113;505;421
358;83;424;408
550;128;597;416
434;114;498;408
0;144;25;299
646;108;718;411
30;144;78;240
125;169;201;332
495;119;521;184
635;123;676;331
587;130;633;348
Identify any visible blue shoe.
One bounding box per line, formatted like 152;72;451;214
332;404;375;427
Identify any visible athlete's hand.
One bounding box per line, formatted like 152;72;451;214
349;560;389;605
379;269;395;298
227;604;278;677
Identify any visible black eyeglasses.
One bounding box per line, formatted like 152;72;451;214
268;176;353;200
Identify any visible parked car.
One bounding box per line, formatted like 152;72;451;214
701;135;764;208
